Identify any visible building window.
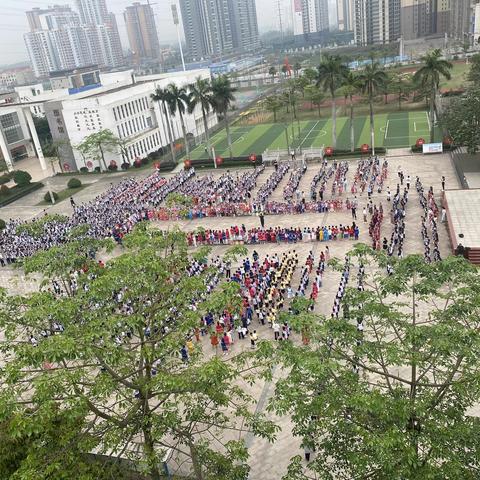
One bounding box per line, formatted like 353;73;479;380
53;110;60;117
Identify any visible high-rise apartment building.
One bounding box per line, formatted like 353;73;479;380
180;0;259;59
337;0;354;31
292;0;330;36
400;0;436;40
24;1;124;78
353;0;401;45
124;3;160;64
228;0;260;52
180;0;232;59
450;0;477;40
74;0;109;25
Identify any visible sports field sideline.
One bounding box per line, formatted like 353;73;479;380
188;111;442;160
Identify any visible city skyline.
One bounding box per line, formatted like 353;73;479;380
0;0;289;67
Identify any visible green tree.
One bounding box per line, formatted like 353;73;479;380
316;54;349;148
188;77;213;159
304;85;325;118
151;87;177;163
293;62;302;77
340;70;361;152
0;229;278;480
76;129;120;171
467;53;480;84
268;66;277;83
391;73;413;110
166;83;192;160
263;95;282;122
271;247;480;480
211;75;237;159
441;85;480;153
33;116;52;145
358;62;388;155
413;49;453;143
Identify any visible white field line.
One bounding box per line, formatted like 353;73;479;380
384;120;390;140
298;120;320;149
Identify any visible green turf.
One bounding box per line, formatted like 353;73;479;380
188;111;442;160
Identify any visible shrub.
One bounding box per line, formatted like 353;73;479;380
94;166;101;173
0;174;11;185
79;166;88;173
0;219;5;230
0;185;9;197
107;164;118;171
44;191;59;203
121;162;130;170
141;157;149;165
13;170;32;187
133;159;142;168
67;178;82;188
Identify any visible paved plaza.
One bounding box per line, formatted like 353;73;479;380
0;150;462;478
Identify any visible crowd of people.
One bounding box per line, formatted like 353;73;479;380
368;205;384;250
385;183;408;259
284;165;307;201
0;169;194;263
416;177;441;262
332;257;350;318
185;224;360;247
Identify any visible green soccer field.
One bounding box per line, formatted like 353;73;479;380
188;111;442;160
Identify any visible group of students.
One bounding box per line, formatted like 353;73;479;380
185;224;360;247
368;205;384;250
283;165;307;201
0;168;194;263
416;177;441;262
385;183;409;259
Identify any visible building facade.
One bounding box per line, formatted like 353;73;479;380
353;0;401;45
24;1;124;79
124;3;161;64
337;0;354;31
41;69;217;171
228;0;260;52
450;0;478;40
292;0;330;36
180;0;259;59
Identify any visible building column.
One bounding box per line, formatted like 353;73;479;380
23;107;47;171
0;127;14;172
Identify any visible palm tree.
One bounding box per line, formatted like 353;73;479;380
268;66;277;83
151;87;176;163
358;62;388;155
166;83;191;160
316;54;349;148
210;75;237;159
341;70;361;152
263;95;282;122
188;77;213;158
413;49;453;143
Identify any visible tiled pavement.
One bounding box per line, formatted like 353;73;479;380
0;151;462;479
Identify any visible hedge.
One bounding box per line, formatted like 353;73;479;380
0;182;43;207
0;218;5;230
325;147;387;159
185;155;263;170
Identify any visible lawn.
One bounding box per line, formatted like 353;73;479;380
188;111;442;160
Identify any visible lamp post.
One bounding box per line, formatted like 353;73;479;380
171;4;186;72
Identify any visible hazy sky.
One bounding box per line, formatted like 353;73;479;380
0;0;293;67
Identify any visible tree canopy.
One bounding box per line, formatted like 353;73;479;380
0;227;277;480
270;246;480;480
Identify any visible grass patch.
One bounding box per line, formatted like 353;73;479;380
0;182;44;207
36;184;89;206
